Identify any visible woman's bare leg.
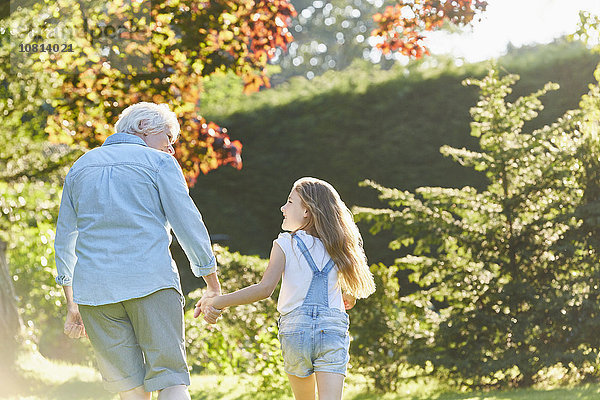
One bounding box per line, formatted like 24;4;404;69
157;384;191;400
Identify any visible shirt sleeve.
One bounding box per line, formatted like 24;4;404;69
54;176;79;286
157;155;217;277
274;232;292;261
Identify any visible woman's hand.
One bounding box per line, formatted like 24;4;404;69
342;293;356;310
194;293;222;324
64;304;88;339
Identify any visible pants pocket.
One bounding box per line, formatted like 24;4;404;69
279;331;305;368
318;329;348;365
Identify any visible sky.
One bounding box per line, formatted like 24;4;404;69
424;0;600;62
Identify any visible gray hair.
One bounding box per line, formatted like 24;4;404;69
115;102;180;142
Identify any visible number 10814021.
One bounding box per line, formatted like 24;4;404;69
19;43;74;52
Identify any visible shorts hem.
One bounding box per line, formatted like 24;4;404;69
284;369;314;378
313;368;347;376
144;371;191;392
103;370;146;393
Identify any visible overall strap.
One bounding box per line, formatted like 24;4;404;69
293;234;335;308
321;259;336;274
294;235;336;274
293;235;320;273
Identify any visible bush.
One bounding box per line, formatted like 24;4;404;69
184;245;289;394
353;66;600;389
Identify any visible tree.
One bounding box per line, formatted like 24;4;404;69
4;0;296;184
0;33;81;363
354;67;600;388
273;0;488;80
371;0;487;57
273;0;383;81
0;240;24;370
3;0;488;184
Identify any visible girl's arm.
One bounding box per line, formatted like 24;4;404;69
198;243;285;312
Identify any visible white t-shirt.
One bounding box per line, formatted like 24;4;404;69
274;230;344;314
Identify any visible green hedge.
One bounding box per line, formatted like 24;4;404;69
175;41;600;296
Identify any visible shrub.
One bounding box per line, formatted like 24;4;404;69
185;245;289;394
354;67;600;389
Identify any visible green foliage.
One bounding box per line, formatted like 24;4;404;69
345;261;433;391
570;10;600;54
184;246;290;395
272;0;388;81
354;66;600;389
179;40;599;276
1;0;294;185
0;22;86;359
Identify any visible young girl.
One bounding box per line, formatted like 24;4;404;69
194;177;376;400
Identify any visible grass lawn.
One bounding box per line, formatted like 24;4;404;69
2;352;600;400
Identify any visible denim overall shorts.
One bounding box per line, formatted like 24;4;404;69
277;235;350;377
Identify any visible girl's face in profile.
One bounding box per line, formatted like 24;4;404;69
281;188;308;232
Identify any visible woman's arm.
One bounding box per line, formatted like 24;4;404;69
195;243;285;314
61;286;87;339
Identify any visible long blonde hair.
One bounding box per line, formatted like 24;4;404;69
292;177;375;299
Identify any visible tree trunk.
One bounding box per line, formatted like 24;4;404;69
0;239;23;368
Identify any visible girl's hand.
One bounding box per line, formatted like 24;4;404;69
194;295;222;324
342;293;356;310
194;290;218;317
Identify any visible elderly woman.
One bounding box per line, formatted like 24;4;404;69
54;102;222;400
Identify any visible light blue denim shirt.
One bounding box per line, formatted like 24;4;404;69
54;133;217;306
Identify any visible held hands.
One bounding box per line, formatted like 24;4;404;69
194;290;223;324
342;293;356;310
64;304;88;339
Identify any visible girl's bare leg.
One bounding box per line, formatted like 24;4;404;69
315;371;344;400
119;386;151;400
287;373;316;400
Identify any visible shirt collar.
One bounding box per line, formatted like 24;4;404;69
102;133;148;147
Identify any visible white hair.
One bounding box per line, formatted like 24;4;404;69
115;102;180;142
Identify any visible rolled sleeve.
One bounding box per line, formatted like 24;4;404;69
190;254;217;277
157;155;216;277
54;178;78;286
